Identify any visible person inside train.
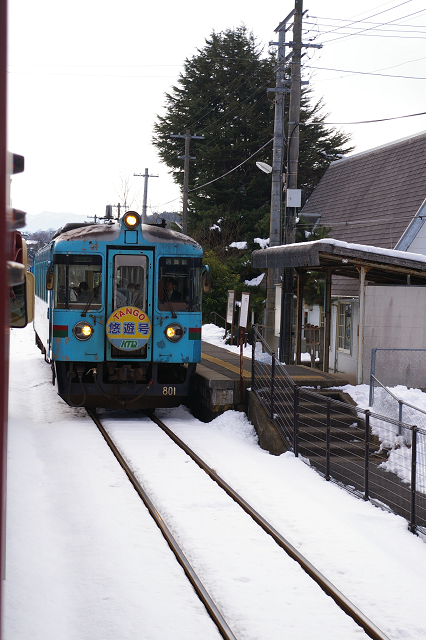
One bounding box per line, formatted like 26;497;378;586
115;282;142;308
129;283;143;308
162;277;182;302
77;281;91;302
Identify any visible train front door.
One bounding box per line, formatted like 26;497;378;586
106;250;153;361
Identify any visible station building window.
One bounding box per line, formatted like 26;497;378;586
338;302;352;353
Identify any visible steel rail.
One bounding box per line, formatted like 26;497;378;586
148;411;390;640
86;409;238;640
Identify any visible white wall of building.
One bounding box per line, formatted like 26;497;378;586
362;285;426;386
303;304;321;327
406;224;426;255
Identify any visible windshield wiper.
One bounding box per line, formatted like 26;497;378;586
163;285;177;319
81;291;95;317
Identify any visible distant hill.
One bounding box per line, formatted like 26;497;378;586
24;211;89;233
24;210;182;233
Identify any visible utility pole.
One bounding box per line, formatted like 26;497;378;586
280;0;321;363
286;0;303;243
170;130;204;234
264;11;294;351
133;168;158;224
281;0;303;364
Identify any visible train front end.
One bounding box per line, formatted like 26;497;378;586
36;212;204;409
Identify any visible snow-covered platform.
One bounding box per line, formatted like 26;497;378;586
194;341;352;421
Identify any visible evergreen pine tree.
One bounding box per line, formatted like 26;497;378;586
153;25;352;240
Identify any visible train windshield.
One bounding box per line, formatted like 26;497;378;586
158;257;202;312
54;255;102;310
114;254;147;311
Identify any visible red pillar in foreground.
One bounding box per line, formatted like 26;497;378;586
0;0;9;636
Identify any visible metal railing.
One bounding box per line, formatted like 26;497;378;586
209;311;227;328
370;374;426;436
370;347;426;395
252;326;426;535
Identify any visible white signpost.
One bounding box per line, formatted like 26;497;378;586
238;292;250;403
239;292;250;329
226;290;236;345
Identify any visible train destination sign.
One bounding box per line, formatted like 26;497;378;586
106;306;151;351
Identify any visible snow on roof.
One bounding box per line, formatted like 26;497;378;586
252;238;426;279
290;238;426;265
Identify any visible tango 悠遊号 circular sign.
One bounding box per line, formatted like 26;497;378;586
106;306;151;351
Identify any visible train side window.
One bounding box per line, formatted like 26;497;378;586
53;255;103;310
158;257;202;312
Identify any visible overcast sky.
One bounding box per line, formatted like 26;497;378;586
7;0;426;221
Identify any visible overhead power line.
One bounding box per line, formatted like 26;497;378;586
308;110;426;125
306;64;426;79
311;0;415;38
157;137;275;208
322;8;426;44
309;31;426;40
305;19;426;32
188;138;274;192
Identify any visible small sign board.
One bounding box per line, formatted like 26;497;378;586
106;306;151;351
275;284;282;337
226;290;235;324
239;292;250;328
286;188;302;208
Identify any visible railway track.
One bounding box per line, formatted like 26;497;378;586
87;408;390;640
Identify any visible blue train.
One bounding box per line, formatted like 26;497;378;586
33;210;207;409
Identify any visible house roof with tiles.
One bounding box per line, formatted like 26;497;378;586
301;130;426;249
299;130;426;297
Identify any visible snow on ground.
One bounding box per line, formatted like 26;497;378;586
5;324;426;639
6;329;221;640
202;323;253;359
101;412;364;640
340;383;426;493
203;323;426;493
202;323;316;363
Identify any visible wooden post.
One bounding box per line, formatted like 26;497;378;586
357;266;368;385
323;269;332;373
240;327;244;404
296;271;303;365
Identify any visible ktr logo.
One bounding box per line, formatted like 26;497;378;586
121;339;138;349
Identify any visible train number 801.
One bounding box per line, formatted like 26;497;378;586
162;386;176;396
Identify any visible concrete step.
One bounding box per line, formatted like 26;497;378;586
298;441;365;457
297;399;356;416
297;424;365;442
297;412;362;431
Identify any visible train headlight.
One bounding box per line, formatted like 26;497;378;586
165;323;183;342
73;321;94;341
123;211;141;229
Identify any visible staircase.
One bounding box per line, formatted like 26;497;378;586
294;389;385;463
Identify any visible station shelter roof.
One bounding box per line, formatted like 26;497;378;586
251;238;426;287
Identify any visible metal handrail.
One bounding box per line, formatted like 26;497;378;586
209;311;227;327
370;373;426;435
370;374;426;417
253;329;426;535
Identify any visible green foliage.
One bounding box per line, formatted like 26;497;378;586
202;251;240;323
295;217;331;306
153;26;274;236
153;25;353;323
153;25;352;237
295;215;332;244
